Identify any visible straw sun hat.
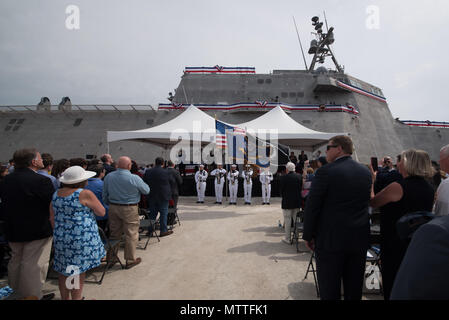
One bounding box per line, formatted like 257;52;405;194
59;166;96;184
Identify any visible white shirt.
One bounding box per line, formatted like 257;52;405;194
195;170;208;183
259;171;273;184
227;170;239;184
434;178;449;216
242;169;253;184
211;168;226;183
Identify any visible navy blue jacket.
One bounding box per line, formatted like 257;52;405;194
391;215;449;300
302;156;372;252
143;165;171;202
0;168;54;242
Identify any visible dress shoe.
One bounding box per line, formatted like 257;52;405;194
196;201;201;203
125;257;142;269
40;293;55;300
160;230;173;237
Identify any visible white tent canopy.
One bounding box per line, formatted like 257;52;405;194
107;105;217;147
236;106;343;151
107;105;343;151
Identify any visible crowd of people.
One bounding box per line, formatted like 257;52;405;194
296;136;449;300
0;151;181;300
0;138;448;301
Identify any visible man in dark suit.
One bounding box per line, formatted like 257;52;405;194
143;157;173;237
280;162;303;244
302;136;372;300
0;148;55;300
390;215;449;300
167;160;183;210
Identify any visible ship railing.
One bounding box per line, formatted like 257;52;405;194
0;104;157;114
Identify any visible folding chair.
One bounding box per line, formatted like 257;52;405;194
304;252;320;298
168;205;181;228
291;210;306;253
138;208;160;250
85;227;124;285
0;221;11;278
364;245;383;295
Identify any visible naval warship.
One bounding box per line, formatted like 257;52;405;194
0;16;448;164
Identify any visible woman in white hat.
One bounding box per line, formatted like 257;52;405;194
49;166;106;300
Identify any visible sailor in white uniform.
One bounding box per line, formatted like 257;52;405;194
241;165;253;205
227;164;239;205
195;164;208;203
259;167;273;205
211;164;226;204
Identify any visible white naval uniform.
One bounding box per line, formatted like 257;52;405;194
195;169;208;202
259;171;273;204
242;169;253;204
227;170;239;204
211;168;226;203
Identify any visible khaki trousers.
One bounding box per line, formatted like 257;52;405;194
283;209;298;242
108;205;140;261
8;237;53;299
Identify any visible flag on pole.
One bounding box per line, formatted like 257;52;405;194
215;120;246;149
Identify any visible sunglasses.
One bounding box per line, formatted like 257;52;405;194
326;145;339;151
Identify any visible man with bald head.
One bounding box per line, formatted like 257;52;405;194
103;156;150;269
434;144;449;216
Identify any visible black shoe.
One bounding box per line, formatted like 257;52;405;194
196;201;201;203
41;293;55;300
201;201;204;203
218;202;222;204
262;203;265;205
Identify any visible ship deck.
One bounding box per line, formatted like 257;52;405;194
1;197;382;300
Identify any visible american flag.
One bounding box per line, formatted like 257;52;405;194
215;120;246;149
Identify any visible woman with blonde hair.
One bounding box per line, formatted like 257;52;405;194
370;149;435;300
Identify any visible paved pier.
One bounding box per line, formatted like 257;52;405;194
2;197;382;300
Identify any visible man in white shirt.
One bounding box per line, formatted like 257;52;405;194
211;164;226;204
195;164;208;203
435;144;449;216
260;167;273;205
227;164;239;205
242;165;253;205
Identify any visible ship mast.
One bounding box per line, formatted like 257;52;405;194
308;15;343;73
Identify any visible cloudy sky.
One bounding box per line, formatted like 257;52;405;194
1;0;448;121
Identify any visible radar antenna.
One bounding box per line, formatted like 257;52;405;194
308;15;343;73
292;16;308;70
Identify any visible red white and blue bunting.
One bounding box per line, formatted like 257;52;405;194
400;120;449;128
337;81;387;103
159;102;360;115
184;66;256;74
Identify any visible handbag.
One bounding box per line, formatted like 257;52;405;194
396;211;435;241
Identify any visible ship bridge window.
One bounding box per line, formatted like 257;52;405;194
73;118;83;127
350;79;362;88
265;79;272;84
17;119;25;124
257;79;264;84
289;92;297;98
8;119;17;125
281;92;288;98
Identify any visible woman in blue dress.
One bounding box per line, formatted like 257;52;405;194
49;166;106;300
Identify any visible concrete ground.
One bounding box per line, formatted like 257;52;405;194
2;196;382;300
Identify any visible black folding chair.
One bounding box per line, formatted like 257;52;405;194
168;205;181;228
364;246;383;295
304;252;320;298
138;209;160;250
85;227;124;285
0;221;11;278
291;210;307;252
